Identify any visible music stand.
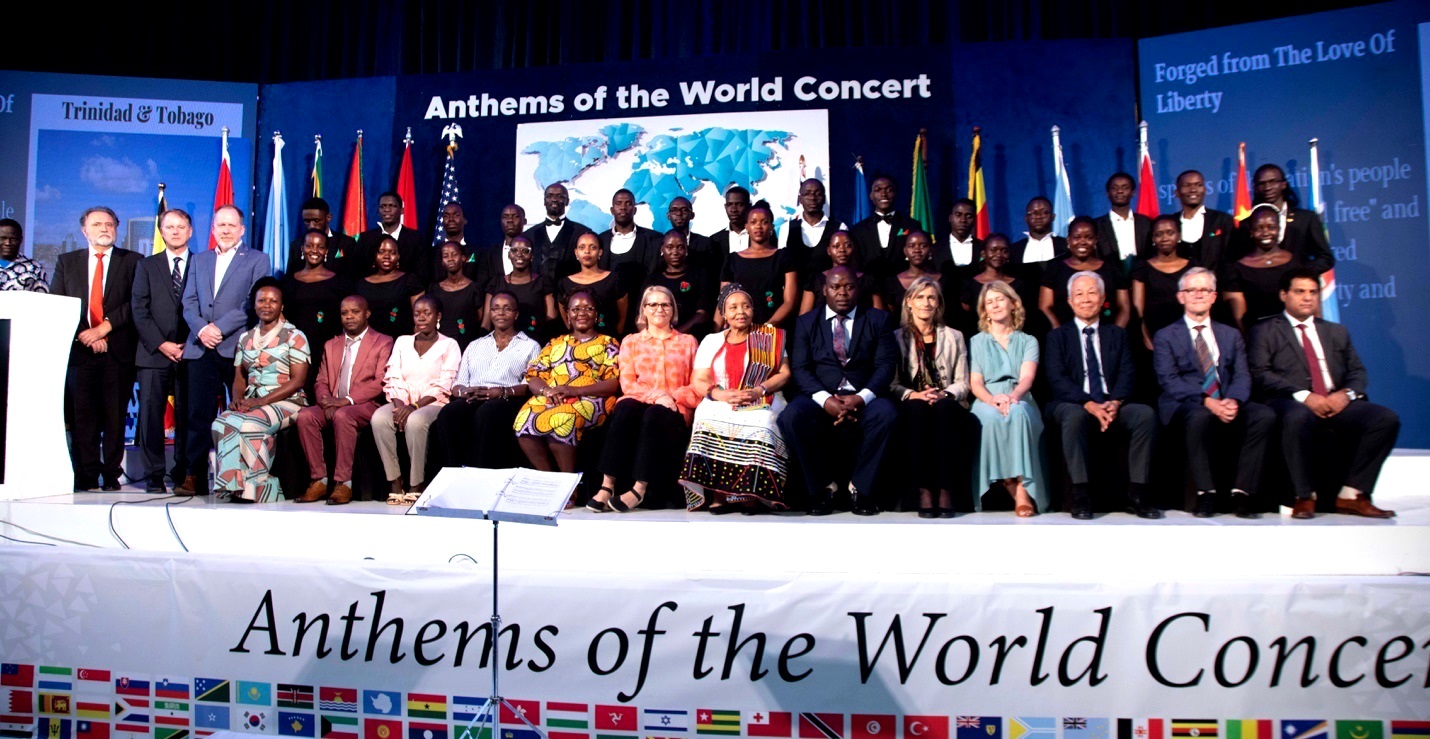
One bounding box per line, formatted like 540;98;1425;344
410;467;581;739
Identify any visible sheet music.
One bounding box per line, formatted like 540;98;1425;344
414;467;509;512
499;469;581;517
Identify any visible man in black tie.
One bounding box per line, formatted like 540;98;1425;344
1248;268;1398;519
709;186;751;257
667;197;713;267
50;206;143;491
524;183;592;283
286;197;359;278
779;267;899;516
778;179;847;280
1043;271;1158;518
131;209;194;493
1174;170;1235;272
1153;267;1274;518
848;176;920;279
1093;172;1152;270
356;191;427;279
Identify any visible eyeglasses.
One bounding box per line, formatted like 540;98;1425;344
643;302;673;309
1180;288;1216;295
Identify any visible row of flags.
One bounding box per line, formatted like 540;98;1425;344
1;665;1423;739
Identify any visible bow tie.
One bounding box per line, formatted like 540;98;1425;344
545;218;565;227
876;213;897;224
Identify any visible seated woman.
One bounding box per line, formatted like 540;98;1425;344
514;291;622;484
429;291;542;472
679;284;793;514
1131;215;1193;350
891;276;975;518
558;232;626;337
1039;216;1130;330
883;229;943;319
799;229;883;315
428;241;485;350
969;281;1047;516
483;235;556;340
211;282;310;504
372;295;461;504
591;286;700;512
719;202;799;328
1223;204;1325;332
357;236;424;337
643;230;714;339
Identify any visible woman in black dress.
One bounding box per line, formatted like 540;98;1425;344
644;230;714;337
1224;204;1323;332
800;229;883;315
558;232;626;336
1248;163;1336;268
1038;217;1130;329
884;229;947;323
429;241;485;350
1131;215;1193;350
281;229;352;397
720;202;798;327
356;236;424;338
483;235;556;341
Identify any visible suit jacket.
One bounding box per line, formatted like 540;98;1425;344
182;246;271;359
848;213;922;277
1009;235;1068;265
524;219;593;284
598;226;664;276
313;329;395;406
354;226;427;279
131;250;192;368
889;325;970;404
790;306;898;398
1248;316;1367;401
1153;318;1251;424
51;246;143;361
1094;212;1153;263
286;231;361;278
1182;208;1236;271
1043;320;1136;404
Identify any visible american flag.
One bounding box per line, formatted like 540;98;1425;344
432;130;462;246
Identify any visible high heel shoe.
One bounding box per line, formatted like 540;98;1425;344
609;490;644;513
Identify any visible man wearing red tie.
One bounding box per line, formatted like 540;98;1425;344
51;207;143;491
1248;268;1399;519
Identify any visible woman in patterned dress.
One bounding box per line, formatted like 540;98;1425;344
211;282;310;503
514;291;622;482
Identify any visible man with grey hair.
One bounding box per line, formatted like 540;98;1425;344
1153;266;1273;518
1043;269;1158;519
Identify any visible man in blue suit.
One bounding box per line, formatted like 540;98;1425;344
131;209;194;493
1154;267;1274;518
1044;270;1158;519
175;205;271;495
779;267;899;516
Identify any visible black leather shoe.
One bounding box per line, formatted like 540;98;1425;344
1070;492;1093;520
917;507;939;519
1135;500;1164;519
229;496;255;505
101;478;122;492
807;497;834;516
939;507;956;519
145;478;167;494
1194;494;1216;518
852;497;879;516
1233;493;1259;519
74;478;98;493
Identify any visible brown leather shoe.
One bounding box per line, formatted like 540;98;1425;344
326;483;353;506
296;481;328;503
1335;494;1395;519
1291;498;1316;519
174;475;201;496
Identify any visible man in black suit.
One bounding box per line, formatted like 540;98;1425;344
1009;196;1067;266
946;198;982;270
1153;267;1274;518
286;197;359;278
468;204;527;287
1093;172;1152;269
355;191;427;279
708;185;751;258
1248;268;1398;519
1043;270;1158;518
779;179;847;281
130;209;194;493
1174;170;1235;271
848;176;920;279
525;183;593;284
600;189;663;333
51;206;143;491
778;267;899;516
667;197;713;268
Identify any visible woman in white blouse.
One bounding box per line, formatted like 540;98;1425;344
372;295;461;504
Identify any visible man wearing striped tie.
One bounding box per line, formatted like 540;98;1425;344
1153;266;1274;518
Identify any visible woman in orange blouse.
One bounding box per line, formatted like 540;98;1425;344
592;285;700;512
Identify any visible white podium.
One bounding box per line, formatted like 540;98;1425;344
0;291;80;500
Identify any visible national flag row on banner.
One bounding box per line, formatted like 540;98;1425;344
2;668;1425;739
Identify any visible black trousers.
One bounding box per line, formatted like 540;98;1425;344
598;400;687;488
1046;400;1157;486
1172;400;1275;493
1269;397;1400;500
779;395;898;500
185;349;233;478
66;349;135;483
428;396;525;470
897;396;977;492
136;362;189;483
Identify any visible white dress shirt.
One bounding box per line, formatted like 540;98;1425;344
380;223;405;239
337;328;368;404
811;305;877;408
1285;312;1334;402
874;213;894;249
1073;317;1108;396
725;228;750;253
1180;206;1206;244
608;228;637;256
213;242;241;291
1022;233;1057;263
455;331;541;387
950;233;975;267
545;218;565;243
1108;209;1138;260
166;247;189;283
776;212;847;249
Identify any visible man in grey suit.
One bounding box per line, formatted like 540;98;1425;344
175;205;271;495
131;209;195;492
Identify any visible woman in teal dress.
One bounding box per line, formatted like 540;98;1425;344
211;283;310;503
968;280;1047;516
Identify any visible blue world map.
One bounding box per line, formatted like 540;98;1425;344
522;122;794;232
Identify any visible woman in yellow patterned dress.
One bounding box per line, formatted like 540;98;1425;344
514;290;622;477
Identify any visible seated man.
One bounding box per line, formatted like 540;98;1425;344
1153;267;1274;518
1043;271;1158;519
294;295;395;505
1248;268;1399;519
778;266;899;516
